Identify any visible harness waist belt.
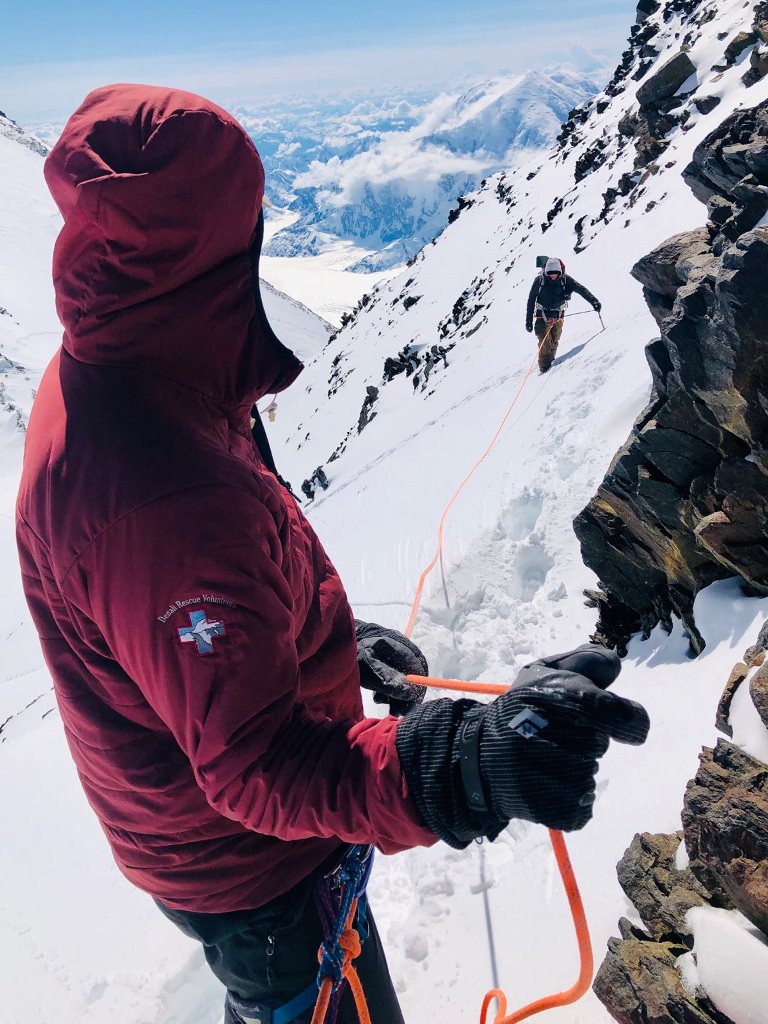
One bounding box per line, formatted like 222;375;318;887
536;308;564;320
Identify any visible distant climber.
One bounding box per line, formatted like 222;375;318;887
525;257;601;373
300;465;329;502
357;385;379;433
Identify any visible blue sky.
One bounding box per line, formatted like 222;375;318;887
0;0;636;123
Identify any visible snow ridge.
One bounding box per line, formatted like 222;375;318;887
0;110;49;157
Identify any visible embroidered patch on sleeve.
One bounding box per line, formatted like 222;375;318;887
177;610;227;655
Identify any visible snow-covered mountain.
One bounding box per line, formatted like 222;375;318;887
2;2;768;1023
0;109;48;157
260;69;599;271
424;70;597;155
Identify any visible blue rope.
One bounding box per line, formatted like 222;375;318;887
316;845;370;993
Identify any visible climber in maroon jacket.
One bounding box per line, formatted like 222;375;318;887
17;85;649;1024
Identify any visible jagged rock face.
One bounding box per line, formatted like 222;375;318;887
617;832;712;943
636;51;696;107
593;927;735;1023
750;662;768;728
683;739;768;936
596;634;768;1024
682;104;768;214
636;0;661;23
574;100;768;654
715;663;749;737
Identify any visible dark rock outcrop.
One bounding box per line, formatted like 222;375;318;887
575;100;768;654
594;930;735;1024
756;1;768;44
636;51;696;107
683;739;768;936
743;619;768;664
616;48;697;171
636;0;661;23
357;385;379;434
682;104;768;207
596;634;768;1024
715;663;749;737
616;832;710;942
750;662;768;729
722;31;758;67
694;95;721;116
743;42;768;87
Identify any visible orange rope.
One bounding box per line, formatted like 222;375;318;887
479;832;593;1023
401;320;594;1023
404;335;547;638
405;673;508;696
311;900;372;1024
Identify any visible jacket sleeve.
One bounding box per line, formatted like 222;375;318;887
77;483;437;854
526;278;539;326
568;277;599;308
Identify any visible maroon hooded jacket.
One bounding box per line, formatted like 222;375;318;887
16;84;435;913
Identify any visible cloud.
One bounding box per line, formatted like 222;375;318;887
302;143;488;206
292;90;492;206
275;140;302;158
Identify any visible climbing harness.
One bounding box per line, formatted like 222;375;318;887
400;319;597;1023
309;844;374;1024
267;846;372;1024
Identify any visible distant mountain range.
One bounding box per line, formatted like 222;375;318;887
244;69;599;271
22;68;599;275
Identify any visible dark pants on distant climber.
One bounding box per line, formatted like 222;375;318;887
534;316;563;373
156;867;404;1024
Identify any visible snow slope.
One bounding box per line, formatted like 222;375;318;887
260;209;399;326
2;3;768;1023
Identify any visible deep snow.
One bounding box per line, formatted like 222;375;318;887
2;2;768;1023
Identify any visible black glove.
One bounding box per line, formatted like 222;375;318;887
525;323;533;333
593;301;602;313
396;644;649;848
355;619;428;716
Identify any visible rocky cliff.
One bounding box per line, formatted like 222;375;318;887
593;624;768;1023
574;78;768;654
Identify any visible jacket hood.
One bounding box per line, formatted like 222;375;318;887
544;256;565;275
44;83;302;406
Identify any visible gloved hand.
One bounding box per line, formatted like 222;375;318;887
593;301;602;313
396;644;649;848
525;323;533;333
355;619;428;716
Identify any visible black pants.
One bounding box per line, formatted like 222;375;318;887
156;869;404;1024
